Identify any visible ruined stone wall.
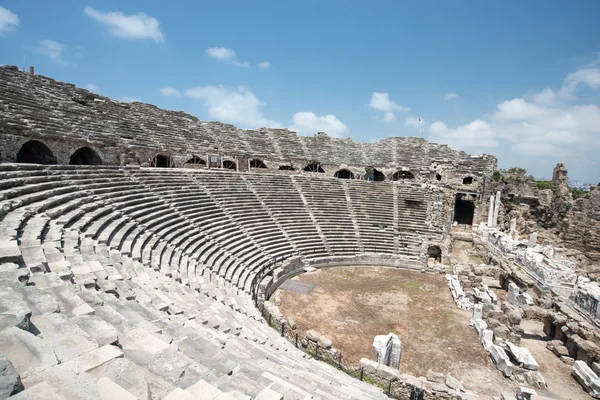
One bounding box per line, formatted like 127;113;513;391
0;66;495;184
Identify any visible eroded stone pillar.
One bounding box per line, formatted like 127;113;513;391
492;191;501;227
487;196;495;227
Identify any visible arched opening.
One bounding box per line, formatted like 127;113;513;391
250;159;268;169
69;147;102;165
454;193;475;225
435;173;442;181
185;156;206;165
222;160;236;170
334;169;354;179
391;170;415;181
16;140;57;165
365;168;385;182
150;154;173;168
278;165;295;171
463;176;474;185
427;246;442;263
304;162;324;173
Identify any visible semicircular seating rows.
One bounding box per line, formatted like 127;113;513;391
0;164;443;399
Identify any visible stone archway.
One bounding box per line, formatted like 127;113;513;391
365;168;385;182
69;147;102;165
304;162;324;173
223;160;237;170
250;159;268;169
150;154;173;168
334;169;354;179
391;170;415;181
16;140;57;165
185;156;206;166
427;245;442;262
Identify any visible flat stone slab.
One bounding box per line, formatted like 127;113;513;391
278;280;315;294
10;382;66;400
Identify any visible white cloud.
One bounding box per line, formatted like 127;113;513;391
565;68;600;90
289;112;348;137
0;6;19;34
258;61;271;69
85;83;100;92
35;40;68;65
369;92;409;122
185;85;282;129
120;96;141;103
428;120;497;150
369;92;410;112
206;47;251;68
206;47;236;61
159;87;181;97
185;85;347;135
444;92;459;101
84;6;164;43
426;63;600;181
231;60;250;68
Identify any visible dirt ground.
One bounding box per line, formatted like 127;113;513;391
275;266;515;396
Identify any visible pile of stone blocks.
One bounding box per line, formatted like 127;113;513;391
572;360;600;398
507;282;534;307
446;272;474;310
358;358;481;399
471;300;546;389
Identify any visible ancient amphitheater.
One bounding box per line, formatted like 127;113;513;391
1;65;599;400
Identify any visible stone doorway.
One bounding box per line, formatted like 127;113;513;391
454;193;475;225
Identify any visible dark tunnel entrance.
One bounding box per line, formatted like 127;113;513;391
69;147;102;165
16;140;57;165
453;193;476;225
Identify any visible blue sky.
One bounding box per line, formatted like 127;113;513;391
1;1;600;182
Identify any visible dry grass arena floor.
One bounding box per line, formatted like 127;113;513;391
275;266;515;396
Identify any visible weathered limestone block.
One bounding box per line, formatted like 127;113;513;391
494;325;511;341
572;360;600;398
472;304;483;321
372;333;402;369
305;330;320;342
0;355;24;398
317;335;333;349
472;319;488;337
359;358;399;382
426;369;445;383
481;329;494;350
490;345;514;377
506;343;539;371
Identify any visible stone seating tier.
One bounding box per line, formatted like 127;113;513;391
0;164;449;399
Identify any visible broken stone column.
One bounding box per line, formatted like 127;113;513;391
488;195;495;227
372;333;402;369
528;232;537;247
492;191;501;227
509;218;517;239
